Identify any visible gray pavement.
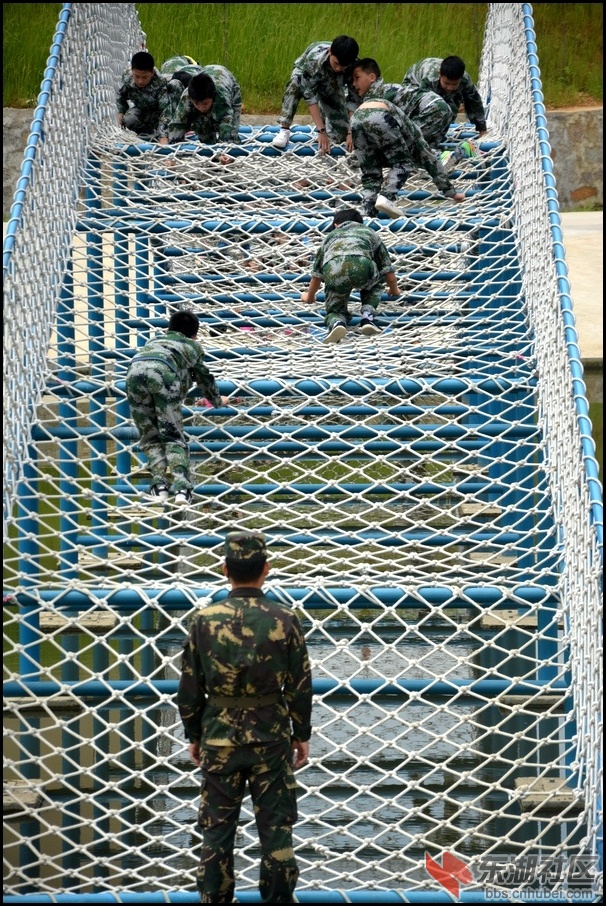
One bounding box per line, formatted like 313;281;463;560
559;212;603;362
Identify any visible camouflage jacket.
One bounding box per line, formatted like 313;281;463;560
311;221;395;280
365;77;412;112
127;331;222;405
401;58;487;132
177;587;313;746
352;99;456;197
116;68;175;138
291;41;354;109
159;55;201;78
166;64;241;142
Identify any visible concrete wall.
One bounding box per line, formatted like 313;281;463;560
546;108;603;209
3;106;603;218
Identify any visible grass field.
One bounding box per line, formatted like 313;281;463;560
2;3;602;110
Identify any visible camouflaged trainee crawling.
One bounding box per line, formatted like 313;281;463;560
310;220;395;328
351;99;458;214
166;64;242;143
277;41;358;142
116;67;178;140
125;330;221;494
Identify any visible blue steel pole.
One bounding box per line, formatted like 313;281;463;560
114;229;133;484
57;263;80;579
87;232;109;561
61;633;82;883
16;456;42;887
135;234;153;348
91;634;110;890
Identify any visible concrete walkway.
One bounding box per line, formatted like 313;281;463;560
559;212;603;363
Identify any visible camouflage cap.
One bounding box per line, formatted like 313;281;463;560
224;530;267;560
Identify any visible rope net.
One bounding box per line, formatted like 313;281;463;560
3;3;602;900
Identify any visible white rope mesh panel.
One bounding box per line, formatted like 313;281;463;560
3;2;602;901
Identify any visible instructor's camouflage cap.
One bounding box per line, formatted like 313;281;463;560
224;530;267;560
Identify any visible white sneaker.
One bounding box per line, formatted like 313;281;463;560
359;315;381;337
323;321;347;344
174;489;192;505
439;150;457;174
375;194;402;219
145;483;169;502
272;128;291;149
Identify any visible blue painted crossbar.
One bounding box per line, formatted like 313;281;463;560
78;214;495;234
3;677;568;700
43;377;536;396
158;238;474;256
35;397;469;418
4;586;556;608
75;529;526;548
151;270;473;297
116;127;501;148
112;482;507;501
32;423;538;442
156;270;474;285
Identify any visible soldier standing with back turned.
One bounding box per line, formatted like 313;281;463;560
177;530;313;903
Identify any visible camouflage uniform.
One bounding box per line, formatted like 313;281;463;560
125;330;222;495
401;57;487;147
277;42;358;143
166;65;242;143
350;100;457;216
116;67;176;140
177;531;312;904
311;221;395;329
348;76;411;112
160;55;201;79
159;55;204;103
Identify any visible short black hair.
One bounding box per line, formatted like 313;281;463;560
224;556;267;583
440;56;466;80
353;57;381;79
188;73;216;102
131;51;154;72
168;310;199;338
330;36;359;66
333;208;364;227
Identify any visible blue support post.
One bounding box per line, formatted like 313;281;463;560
57;265;80;580
87;231;109;559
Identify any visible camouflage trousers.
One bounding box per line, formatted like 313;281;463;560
122;107;161;139
409;91;453;147
350;107;413;215
278;72;350;142
195;118;223;144
322;255;382;328
195;741;299;904
195;111;242;144
125;362;192;493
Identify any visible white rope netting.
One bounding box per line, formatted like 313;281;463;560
3;3;602;900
